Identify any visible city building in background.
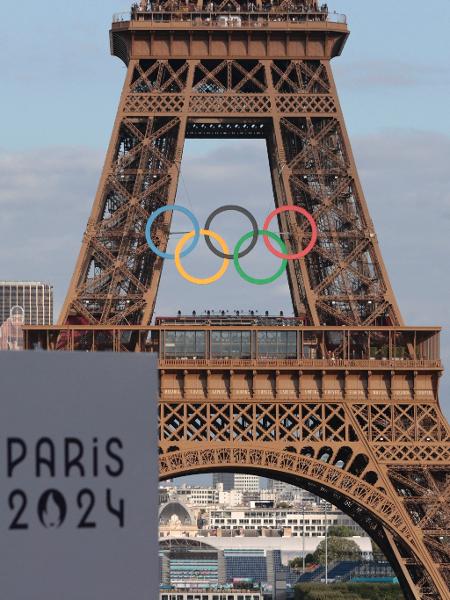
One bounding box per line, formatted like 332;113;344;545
267;480;315;501
267;480;297;495
0;281;53;326
156;481;383;597
158;483;365;539
0;305;25;351
160;590;263;600
0;282;53;351
159;538;226;590
213;474;260;493
158;534;383;599
206;505;363;538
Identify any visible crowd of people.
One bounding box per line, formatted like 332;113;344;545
131;0;329;15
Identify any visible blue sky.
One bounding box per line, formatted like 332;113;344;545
1;1;450;148
1;0;449;438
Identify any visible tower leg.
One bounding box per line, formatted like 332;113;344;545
60;60;196;326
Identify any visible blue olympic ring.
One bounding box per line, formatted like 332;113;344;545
145;205;200;259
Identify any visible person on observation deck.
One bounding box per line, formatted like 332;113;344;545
305;0;318;10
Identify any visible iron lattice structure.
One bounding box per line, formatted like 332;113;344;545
51;2;450;598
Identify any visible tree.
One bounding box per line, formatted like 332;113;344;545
289;554;316;571
327;525;354;537
312;536;360;564
289;556;305;571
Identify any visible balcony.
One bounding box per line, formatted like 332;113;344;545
112;9;347;30
21;325;442;372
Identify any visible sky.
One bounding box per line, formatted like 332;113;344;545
0;0;449;442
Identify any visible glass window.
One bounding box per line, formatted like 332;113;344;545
211;330;251;359
163;330;206;358
257;331;297;358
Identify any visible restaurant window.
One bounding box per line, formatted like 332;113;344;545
163;330;206;358
211;330;251;358
257;331;297;358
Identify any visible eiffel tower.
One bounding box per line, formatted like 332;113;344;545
23;1;450;598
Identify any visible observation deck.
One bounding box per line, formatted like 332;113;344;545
22;318;442;403
23;319;441;368
110;2;348;62
23;314;443;402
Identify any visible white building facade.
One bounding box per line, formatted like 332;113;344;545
213;473;260;493
206;506;364;537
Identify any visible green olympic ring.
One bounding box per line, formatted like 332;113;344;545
233;230;288;285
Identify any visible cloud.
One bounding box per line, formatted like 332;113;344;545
334;60;450;89
351;129;450;416
351;129;450;290
0;146;102;320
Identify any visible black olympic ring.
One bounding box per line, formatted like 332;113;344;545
204;205;259;260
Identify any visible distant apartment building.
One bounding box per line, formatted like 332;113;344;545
206;506;364;537
213;473;260;493
0;281;53;326
0;281;53;350
162;484;243;508
266;480;319;501
176;486;220;506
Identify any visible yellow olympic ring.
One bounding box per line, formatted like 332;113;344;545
174;229;230;285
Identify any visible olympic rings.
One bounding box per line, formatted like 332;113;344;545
175;229;230;285
204;205;259;260
145;203;317;285
263;206;318;260
234;230;287;285
145;205;200;259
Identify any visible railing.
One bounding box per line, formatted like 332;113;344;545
112;9;347;26
22;325;442;365
159;358;442;369
160;387;436;398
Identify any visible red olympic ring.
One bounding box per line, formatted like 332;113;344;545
263;206;318;260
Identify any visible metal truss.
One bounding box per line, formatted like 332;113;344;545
159;396;450;599
57;12;450;599
60;58;401;327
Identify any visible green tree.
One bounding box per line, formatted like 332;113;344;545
289;554;317;571
289;556;305;571
327;525;355;537
312;536;360;564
